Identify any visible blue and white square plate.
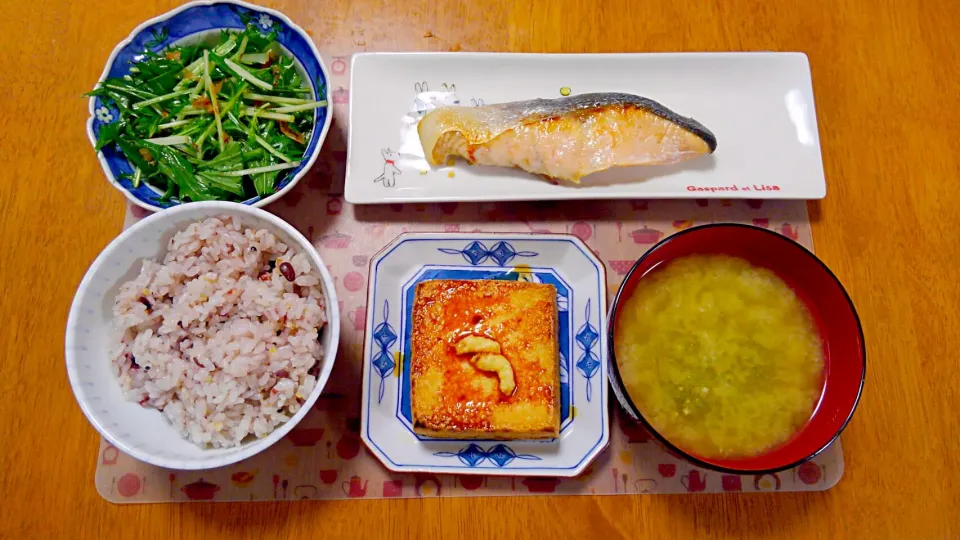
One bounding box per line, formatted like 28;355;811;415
360;232;609;476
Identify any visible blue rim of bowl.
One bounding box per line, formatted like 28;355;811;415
606;222;866;476
85;0;332;212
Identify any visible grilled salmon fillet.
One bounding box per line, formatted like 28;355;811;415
417;92;717;183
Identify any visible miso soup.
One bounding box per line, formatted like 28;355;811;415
614;254;824;459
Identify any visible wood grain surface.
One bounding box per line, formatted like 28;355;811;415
1;0;958;538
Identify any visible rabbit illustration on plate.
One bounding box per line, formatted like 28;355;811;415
409;82;461;119
375;148;401;187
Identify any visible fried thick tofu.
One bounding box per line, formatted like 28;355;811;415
410;279;560;439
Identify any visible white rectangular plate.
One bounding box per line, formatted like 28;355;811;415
345;52;826;204
360;233;609;476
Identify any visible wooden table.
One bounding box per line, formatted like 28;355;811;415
2;0;958;537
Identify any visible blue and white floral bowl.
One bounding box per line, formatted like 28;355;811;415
360;232;610;477
86;0;332;212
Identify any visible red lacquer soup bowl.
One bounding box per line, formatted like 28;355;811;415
607;223;865;475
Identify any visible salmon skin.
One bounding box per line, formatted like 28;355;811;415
417;92;717;183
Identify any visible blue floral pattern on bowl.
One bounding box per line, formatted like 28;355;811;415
371;300;398;404
434;444;542;467
438;240;538;266
86;0;331;211
575;299;601;402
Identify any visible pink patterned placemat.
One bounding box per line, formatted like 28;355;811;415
94;53;842;503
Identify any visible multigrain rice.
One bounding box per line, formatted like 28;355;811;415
112;215;327;448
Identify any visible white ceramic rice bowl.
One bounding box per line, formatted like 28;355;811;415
65;201;340;470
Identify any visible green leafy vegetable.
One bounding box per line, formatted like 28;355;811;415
250;158;281;198
198;172;245;197
94;121;122;151
140;141;215;202
115;138;156;174
87;21;322;203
